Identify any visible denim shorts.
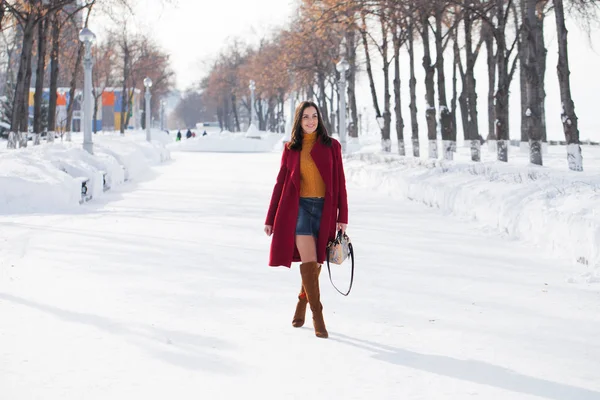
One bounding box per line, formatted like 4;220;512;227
296;197;325;237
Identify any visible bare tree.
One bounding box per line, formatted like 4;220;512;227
521;0;547;165
432;0;457;160
492;0;520;162
4;0;76;148
32;13;49;142
554;0;585;171
407;3;420;157
390;0;406;155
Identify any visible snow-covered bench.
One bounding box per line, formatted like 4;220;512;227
75;176;92;203
100;171;110;192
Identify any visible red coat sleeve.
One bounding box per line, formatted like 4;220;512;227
265;148;289;226
336;141;348;224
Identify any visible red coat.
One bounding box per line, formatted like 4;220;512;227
265;138;348;267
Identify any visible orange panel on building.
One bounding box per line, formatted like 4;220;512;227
102;91;115;106
57;93;67;106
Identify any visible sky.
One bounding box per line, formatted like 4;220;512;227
92;0;297;91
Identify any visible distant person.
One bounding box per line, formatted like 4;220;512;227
203;130;207;136
264;101;349;339
176;131;182;141
186;129;192;139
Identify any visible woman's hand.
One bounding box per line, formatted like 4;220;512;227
336;223;347;234
264;225;273;236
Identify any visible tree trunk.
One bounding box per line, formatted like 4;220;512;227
0;1;5;32
232;94;240;132
10;15;36;147
523;0;544;165
20;23;36;148
66;37;85;139
346;30;358;138
47;10;60;134
317;71;331;133
422;14;437;159
93;93;99;133
519;0;529;143
380;13;391;152
33;16;49;140
408;21;419;157
537;10;547;144
434;5;453;160
465;10;481;161
329;80;336;133
124;80;136;129
217;105;223;131
392;27;405;156
451;29;458;148
495;0;510;162
359;13;382;138
483;22;496;141
554;0;582;170
454;33;469;145
120;40;129;135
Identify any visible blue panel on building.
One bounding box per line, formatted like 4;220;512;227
114;93;123;112
94;120;102;132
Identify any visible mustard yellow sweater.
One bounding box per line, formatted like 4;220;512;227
300;132;326;198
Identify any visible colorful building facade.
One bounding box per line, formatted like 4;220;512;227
28;87;142;132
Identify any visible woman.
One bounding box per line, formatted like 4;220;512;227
264;101;348;339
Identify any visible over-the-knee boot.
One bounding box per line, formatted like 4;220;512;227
300;261;328;338
292;265;322;328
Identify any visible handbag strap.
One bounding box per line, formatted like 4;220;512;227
325;242;354;296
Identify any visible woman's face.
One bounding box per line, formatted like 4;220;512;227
301;106;319;134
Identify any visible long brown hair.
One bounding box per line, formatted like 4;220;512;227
287;101;332;150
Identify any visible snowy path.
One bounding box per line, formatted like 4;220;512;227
1;152;599;400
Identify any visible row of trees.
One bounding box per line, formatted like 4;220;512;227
0;0;174;147
202;0;597;171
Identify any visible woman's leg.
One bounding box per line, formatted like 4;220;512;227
296;234;328;338
296;235;317;262
292;235;319;328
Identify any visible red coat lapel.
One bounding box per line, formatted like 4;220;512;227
287;148;300;193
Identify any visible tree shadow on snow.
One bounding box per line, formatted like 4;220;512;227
329;332;599;400
0;292;242;375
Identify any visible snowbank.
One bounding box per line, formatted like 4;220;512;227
168;130;283;153
344;145;600;275
0;130;170;214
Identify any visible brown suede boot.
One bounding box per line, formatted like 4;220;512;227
300;261;328;338
292;266;322;328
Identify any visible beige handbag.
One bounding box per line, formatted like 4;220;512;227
326;231;355;296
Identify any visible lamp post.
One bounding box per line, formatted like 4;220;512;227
336;41;350;154
246;79;260;138
284;90;295;142
160;100;165;131
249;79;257;130
143;77;152;142
79;27;96;154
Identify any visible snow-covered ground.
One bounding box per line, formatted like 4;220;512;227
1;131;599;399
346;136;600;274
1;149;599;399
